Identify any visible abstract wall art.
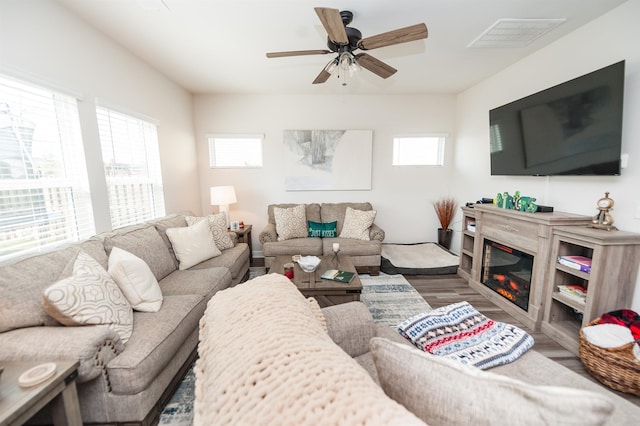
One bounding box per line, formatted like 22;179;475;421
283;129;372;191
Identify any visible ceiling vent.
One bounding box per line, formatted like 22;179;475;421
468;18;567;48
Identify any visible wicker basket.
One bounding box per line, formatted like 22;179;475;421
578;318;640;396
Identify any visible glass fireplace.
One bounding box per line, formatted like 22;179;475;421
481;239;533;311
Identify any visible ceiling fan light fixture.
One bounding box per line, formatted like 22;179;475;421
325;57;339;74
350;58;362;74
339;52;355;71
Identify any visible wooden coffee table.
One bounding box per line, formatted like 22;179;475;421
270;255;362;307
0;360;82;425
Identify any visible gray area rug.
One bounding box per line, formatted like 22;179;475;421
359;273;432;326
159;269;431;425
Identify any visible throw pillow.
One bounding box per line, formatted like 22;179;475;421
43;251;134;344
166;219;222;270
307;220;338;238
370;337;614;426
186;213;235;251
108;247;163;312
104;226;176;281
273;204;307;241
339;207;376;241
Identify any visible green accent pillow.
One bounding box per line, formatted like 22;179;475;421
308;221;337;238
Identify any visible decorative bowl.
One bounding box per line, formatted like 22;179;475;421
297;255;321;272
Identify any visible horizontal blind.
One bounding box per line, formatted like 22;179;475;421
0;75;95;261
97;106;165;229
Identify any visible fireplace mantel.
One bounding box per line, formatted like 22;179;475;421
464;204;591;330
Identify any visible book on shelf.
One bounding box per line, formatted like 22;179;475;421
557;285;587;303
557;255;592;273
320;269;355;283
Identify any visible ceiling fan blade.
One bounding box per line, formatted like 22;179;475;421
358;23;428;50
314;7;348;44
312;68;332;84
355;53;397;79
266;49;332;58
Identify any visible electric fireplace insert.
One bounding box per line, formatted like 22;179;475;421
481;239;533;311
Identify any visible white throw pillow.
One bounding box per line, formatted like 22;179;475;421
108;247;163;312
339;207;376;240
186;213;235;250
166;219;222;270
43;251;134;344
273;204;308;241
370;337;614;426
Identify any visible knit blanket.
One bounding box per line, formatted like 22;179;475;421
397;301;534;370
194;273;424;425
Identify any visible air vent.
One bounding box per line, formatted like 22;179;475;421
468;18;566;48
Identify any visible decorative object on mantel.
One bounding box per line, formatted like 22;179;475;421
494;191;537;212
433;197;457;249
590;192;617;231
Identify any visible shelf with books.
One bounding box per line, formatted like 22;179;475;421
552;291;585;312
557;255;592;273
541;226;640;355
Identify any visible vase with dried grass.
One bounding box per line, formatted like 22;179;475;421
433;197;458;249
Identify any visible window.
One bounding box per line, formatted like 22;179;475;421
208;134;263;167
392;135;446;166
97;106;165;229
0;75;95;261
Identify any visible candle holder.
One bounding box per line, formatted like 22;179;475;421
332;248;340;264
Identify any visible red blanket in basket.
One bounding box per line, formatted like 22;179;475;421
600;309;640;340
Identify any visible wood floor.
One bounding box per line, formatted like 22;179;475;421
405;273;640;407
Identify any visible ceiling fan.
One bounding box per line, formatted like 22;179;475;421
266;7;428;85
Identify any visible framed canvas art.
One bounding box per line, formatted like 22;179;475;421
283;129;372;191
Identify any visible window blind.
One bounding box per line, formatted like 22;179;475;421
0;75;95;261
96;106;165;229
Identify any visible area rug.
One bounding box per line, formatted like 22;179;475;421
381;242;459;275
359;273;432;326
159;269;431;425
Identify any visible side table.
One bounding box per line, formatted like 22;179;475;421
0;360;82;425
232;224;253;266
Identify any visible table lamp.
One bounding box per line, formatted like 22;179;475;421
210;186;237;229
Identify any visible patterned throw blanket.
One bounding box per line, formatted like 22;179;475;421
397;301;534;369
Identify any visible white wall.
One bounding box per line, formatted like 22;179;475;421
454;0;640;310
6;0;637;307
0;0;201;231
193;94;457;256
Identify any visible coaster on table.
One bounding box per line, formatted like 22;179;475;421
18;363;57;387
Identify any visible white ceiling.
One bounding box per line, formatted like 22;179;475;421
56;0;627;95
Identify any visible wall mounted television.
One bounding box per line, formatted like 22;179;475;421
489;61;625;176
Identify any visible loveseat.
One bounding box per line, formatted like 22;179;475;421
0;212;249;424
259;202;384;275
195;274;640;425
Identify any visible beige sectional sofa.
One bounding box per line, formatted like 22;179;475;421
259;202;384;275
195;274;640;425
0;212;249;425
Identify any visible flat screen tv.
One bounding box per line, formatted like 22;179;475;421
489;61;625;176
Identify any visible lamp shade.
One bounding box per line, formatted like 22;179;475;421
210;186;237;206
